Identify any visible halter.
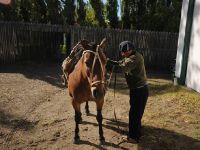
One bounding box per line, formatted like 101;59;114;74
82;45;106;87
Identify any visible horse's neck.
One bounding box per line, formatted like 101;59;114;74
75;58;88;80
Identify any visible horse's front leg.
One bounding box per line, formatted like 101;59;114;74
96;109;105;144
72;101;82;143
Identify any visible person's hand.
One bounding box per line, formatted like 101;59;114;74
107;58;119;66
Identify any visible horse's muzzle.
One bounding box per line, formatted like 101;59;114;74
91;87;104;99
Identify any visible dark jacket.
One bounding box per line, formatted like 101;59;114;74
109;51;147;89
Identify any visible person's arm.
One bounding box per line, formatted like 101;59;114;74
119;56;138;74
107;58;120;66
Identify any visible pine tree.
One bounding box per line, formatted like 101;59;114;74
20;0;32;22
77;0;86;25
121;0;131;29
106;0;118;28
46;0;62;24
89;0;106;27
62;0;76;25
85;3;99;27
31;0;47;23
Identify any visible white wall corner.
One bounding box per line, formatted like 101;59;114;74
175;0;190;78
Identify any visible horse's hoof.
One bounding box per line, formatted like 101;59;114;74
86;112;91;116
99;137;105;145
73;137;80;144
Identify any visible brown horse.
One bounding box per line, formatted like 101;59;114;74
67;38;108;144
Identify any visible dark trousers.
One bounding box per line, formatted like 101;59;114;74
129;85;149;138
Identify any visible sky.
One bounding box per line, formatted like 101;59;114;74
83;0;121;17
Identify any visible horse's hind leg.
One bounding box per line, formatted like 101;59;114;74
85;101;90;115
72;101;82;143
96;109;105;144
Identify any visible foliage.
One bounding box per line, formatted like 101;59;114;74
31;0;47;23
77;0;86;25
0;0;21;21
89;0;106;27
62;0;76;25
19;0;32;22
121;0;131;29
0;0;183;32
106;0;119;28
85;4;99;27
60;44;67;54
46;0;62;24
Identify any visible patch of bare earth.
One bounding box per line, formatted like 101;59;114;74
0;63;200;150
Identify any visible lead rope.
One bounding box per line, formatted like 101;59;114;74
108;64;129;146
113;66;124;136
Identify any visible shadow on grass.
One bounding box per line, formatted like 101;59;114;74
79;114;200;150
0;110;38;131
108;74;179;97
138;125;200;150
148;83;181;96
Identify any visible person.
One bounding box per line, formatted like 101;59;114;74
107;41;149;143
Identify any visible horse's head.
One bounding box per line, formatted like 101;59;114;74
81;38;108;100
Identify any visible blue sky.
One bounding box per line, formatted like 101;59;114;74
83;0;121;17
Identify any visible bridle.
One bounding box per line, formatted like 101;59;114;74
82;45;106;87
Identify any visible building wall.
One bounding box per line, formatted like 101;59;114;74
175;0;190;77
185;0;200;93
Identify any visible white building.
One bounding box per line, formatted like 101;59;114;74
175;0;200;93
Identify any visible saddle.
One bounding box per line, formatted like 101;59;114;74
62;46;84;75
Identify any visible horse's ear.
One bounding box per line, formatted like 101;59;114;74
99;38;108;49
80;39;89;49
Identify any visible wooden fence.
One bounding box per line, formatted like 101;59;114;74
0;21;178;71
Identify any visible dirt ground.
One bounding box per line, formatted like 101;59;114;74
0;63;200;150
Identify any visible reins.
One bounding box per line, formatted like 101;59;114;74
82;45;106;87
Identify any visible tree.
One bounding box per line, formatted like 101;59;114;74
61;0;76;25
0;0;21;21
19;0;32;22
46;0;62;24
144;0;181;32
106;0;118;28
31;0;47;23
85;3;99;27
121;0;131;29
136;0;146;30
89;0;106;27
77;0;86;25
